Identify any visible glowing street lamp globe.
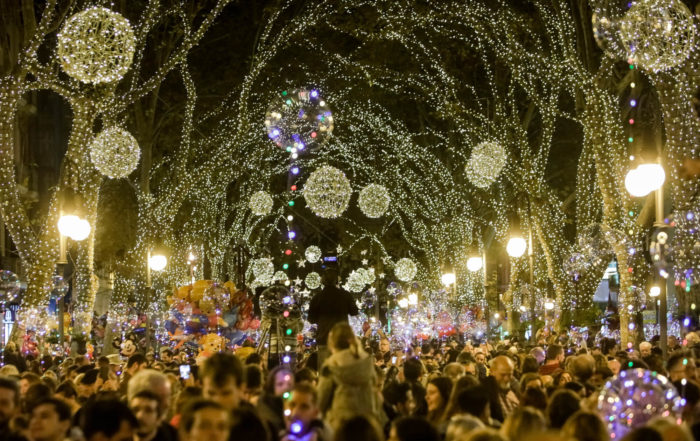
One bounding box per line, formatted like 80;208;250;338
649;286;661;297
58;215;80;238
70;219;91;241
466;256;483;272
441;272;456;286
149;254;167;271
625;163;665;197
506;237;527;258
544;300;555;310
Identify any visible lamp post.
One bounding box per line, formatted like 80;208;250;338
56;211;90;353
467;253;487;335
145;250;167;351
507;235;527;337
625;159;666;356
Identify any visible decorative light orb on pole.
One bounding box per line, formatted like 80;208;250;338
649;286;661;297
148;254;167;271
625;163;665;197
467;256;483;272
58;214;91;241
441;272;456;287
506;237;527;258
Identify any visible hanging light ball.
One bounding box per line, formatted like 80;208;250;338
57;6;136;84
344;270;367;293
619;0;696;73
303;165;352;218
465;141;507;188
305;246;322;263
357;268;376;285
305;272;321;290
264;88;333;153
0;271;21;304
395;258;417;282
89;127;140;178
250;258;274;284
249;191;274;216
597;369;682;439
590;0;630;57
358;184;390;218
272;271;288;282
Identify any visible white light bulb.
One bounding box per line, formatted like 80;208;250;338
506;237;527;257
69;218;91;241
441;272;456;286
149;254;167;271
466;256;483;272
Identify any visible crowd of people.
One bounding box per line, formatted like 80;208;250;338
1;323;700;441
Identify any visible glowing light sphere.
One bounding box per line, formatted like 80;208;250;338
70;219;92;241
441;272;456;286
506;237;527;258
358;184;390;218
464;141;507;189
395;258;417;282
251;258;274;284
466;257;483;272
148;254;167;271
249;191;274;216
0;271;21;304
625;163;665;197
57;7;136;84
305;246;322;263
619;0;696;73
357;268;376;285
597;369;682;438
57;215;80;238
303;165;352;218
89;127;140;178
305;272;321;290
264;88;333;152
590;0;630;57
273;271;288;282
344;270;367;293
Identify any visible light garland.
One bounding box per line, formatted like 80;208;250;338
394;258;417;282
248;191;274;216
358;184;390;218
57;7;136;84
464;141;507;189
250;258;274;283
302;165;352;218
89;126;140;179
343;269;367;293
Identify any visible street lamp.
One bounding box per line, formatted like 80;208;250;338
649;286;661;297
57;214;91;241
467;256;483;272
624;162;665;197
506;237;527;258
441;272;456;286
148;254;167;271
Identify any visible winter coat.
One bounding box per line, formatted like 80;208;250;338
317;347;377;430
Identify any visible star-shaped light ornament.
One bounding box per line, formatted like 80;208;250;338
337;245;343;253
362;259;368;265
361;249;367;255
368;287;376;294
379;273;385;279
294;278;303;286
297;259;306;268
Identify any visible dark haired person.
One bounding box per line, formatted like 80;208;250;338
129;390;178;441
538;344;564;376
200;353;244;412
80;399;137;441
308;269;358;369
179;400;230;441
119;353;148;396
28;398;71;441
0;376;23;441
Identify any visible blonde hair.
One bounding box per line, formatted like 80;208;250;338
328;322;360;358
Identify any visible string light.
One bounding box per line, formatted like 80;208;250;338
249;191;274;216
358;184;391;218
89;127;141;179
394;258;417;282
302;165;352;218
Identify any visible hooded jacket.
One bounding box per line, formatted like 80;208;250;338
317;347;377;429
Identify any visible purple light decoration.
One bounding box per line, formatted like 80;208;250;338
297;143;305;150
291;421;303;434
269;128;280;139
298;109;305;118
291;167;299;175
288;231;296;239
283;296;291;304
630;99;637;107
684;317;691;327
310;89;319;98
283;355;291;364
687;211;694;221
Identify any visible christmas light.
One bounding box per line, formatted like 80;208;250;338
303;165;352;218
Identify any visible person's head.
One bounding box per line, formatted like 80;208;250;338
545;344;564;364
389;416;440;441
28;398;72;441
647;416;694;441
294;367;317;387
639;341;652;358
244;352;262;366
127;369;171;418
426;377;452;415
380;338;391;354
243;365;262;402
328;322;359;355
490;356;514;391
179;400;229;441
266;365;294;397
200;353;244;411
456;386;490;423
553;369;573;386
521;386;548;411
97;356;110;369
500;406;546;441
530;347;546;365
0;376;19;424
561;411;608;441
546;389;581;429
383;381;415;416
335;415;383;441
667;352;696;382
464;428;507;441
19;372;41;396
519;373;543;392
570;354;595;383
619;427;663;441
126;353;148;373
159;348;173;363
284;383;319;434
403;357;424;383
445;415;484;441
322;269;338;287
129;390;161;439
668;335;679;348
475;352;486;364
521;356;539;374
54;381;78;403
443;362;465;382
80;399;137;441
